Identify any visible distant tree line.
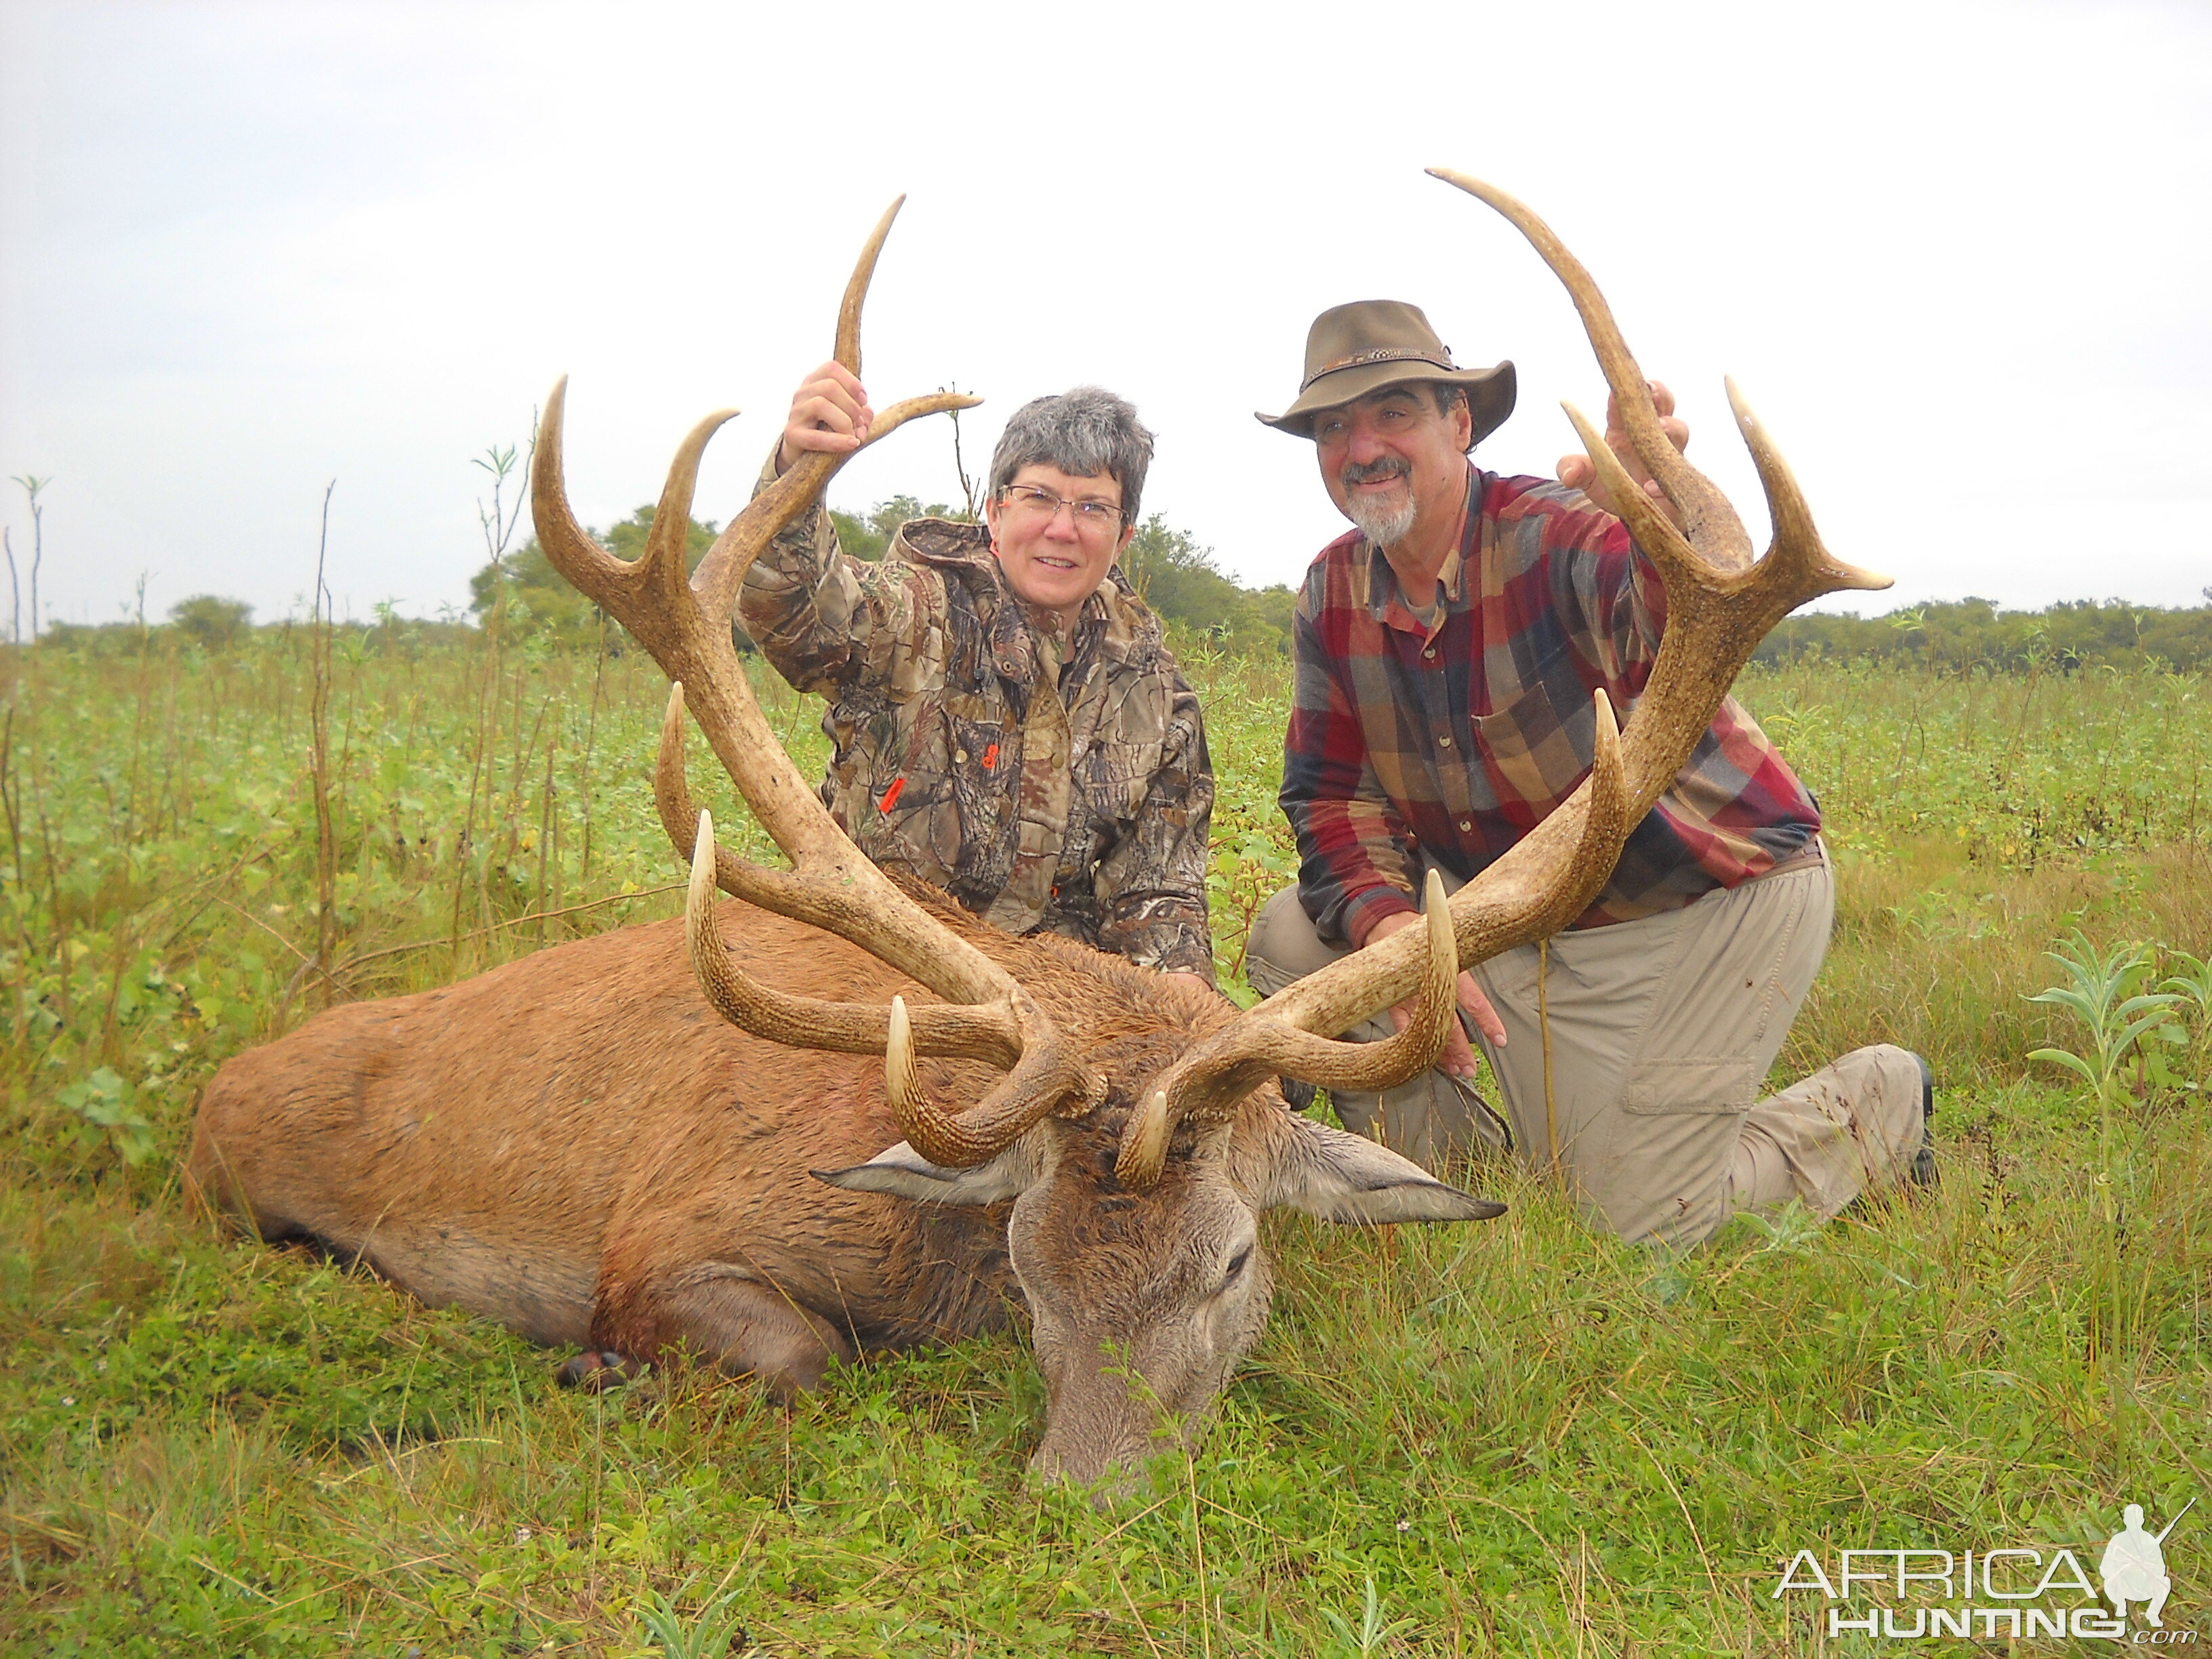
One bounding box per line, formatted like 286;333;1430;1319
1756;594;2212;673
464;497;1297;657
1119;515;1296;657
33;518;2209;676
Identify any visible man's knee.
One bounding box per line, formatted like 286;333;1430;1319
1559;1114;1744;1250
1244;884;1343;995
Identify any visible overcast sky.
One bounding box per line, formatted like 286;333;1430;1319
3;0;2208;630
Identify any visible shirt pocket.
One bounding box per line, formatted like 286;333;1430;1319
848;703;955;872
1470;656;1596;819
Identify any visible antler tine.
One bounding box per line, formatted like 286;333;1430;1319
685;812;1025;1065
642;407;743;600
1114;869;1462;1186
835;195;903;370
689;196;979;624
884;994;1097;1169
1427;167;1749;568
529;379;605;588
1724;377;1891;599
888;1027;1108;1168
1259;869;1460;1089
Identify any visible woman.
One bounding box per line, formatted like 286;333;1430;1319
739;363;1216;994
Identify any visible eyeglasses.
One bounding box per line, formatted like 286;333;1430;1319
997;484;1124;533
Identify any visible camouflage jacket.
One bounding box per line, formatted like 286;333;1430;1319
737;466;1216;981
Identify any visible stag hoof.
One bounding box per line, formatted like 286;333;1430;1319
558;1349;644;1391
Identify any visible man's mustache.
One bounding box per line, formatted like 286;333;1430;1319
1340;457;1410;487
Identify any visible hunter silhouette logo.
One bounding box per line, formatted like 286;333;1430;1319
1773;1498;2196;1642
2104;1500;2192;1630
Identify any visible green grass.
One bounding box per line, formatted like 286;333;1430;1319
3;630;2209;1655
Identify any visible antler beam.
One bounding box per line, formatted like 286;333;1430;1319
533;198;1105;1166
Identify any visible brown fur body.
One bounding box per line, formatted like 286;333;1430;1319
193;895;1227;1378
188;886;1493;1485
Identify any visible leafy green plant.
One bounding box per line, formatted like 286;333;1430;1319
1318;1576;1416;1658
54;1065;155;1165
2026;931;2186;1107
2025;930;2187;1400
2154;947;2211;1096
1206;824;1298;989
637;1586;748;1659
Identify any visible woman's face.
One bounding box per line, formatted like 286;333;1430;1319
985;464;1134;626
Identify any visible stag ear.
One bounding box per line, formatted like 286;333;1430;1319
1259;1118;1506;1226
813;1140;1040;1206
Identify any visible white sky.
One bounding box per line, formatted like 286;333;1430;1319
2;0;2208;629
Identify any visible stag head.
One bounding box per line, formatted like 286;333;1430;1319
529;184;1885;1490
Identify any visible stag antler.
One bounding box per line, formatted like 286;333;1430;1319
1115;171;1893;1185
533;199;1107;1165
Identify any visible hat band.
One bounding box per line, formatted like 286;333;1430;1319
1300;346;1454;392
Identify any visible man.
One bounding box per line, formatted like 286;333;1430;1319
1243;301;1929;1247
2100;1504;2173;1628
739;362;1215;994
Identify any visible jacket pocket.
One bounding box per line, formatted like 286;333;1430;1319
1088;736;1166;829
948;716;1009;844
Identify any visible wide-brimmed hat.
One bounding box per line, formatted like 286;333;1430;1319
1257;300;1515;448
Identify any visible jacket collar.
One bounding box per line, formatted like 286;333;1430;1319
889;517;1163;684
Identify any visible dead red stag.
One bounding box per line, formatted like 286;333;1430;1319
187;184;1887;1488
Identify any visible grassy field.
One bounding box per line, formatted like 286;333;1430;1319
2;625;2208;1656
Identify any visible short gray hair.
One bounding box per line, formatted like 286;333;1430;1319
988;387;1154;526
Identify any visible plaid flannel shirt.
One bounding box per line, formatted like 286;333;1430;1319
1282;466;1821;947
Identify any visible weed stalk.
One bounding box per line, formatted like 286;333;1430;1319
308;482;340;1010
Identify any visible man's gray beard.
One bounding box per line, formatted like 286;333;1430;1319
1345;486;1418;550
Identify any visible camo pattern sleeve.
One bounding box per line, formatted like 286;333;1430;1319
1088;665;1216;982
735;449;942;701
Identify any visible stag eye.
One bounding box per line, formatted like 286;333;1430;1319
1222;1246;1252;1286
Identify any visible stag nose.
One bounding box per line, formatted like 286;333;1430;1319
1021;1433;1168;1504
1026;1438;1148;1507
1026;1371;1206;1504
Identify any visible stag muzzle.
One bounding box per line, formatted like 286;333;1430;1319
1024;1339;1234;1499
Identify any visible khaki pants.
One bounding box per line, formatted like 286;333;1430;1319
1245;849;1927;1248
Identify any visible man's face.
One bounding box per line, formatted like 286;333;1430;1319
1312;385;1475;551
985;464;1134;623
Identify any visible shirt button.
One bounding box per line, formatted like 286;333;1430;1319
1437;734;1453;748
1422;646;1437;659
1459;819;1473;832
